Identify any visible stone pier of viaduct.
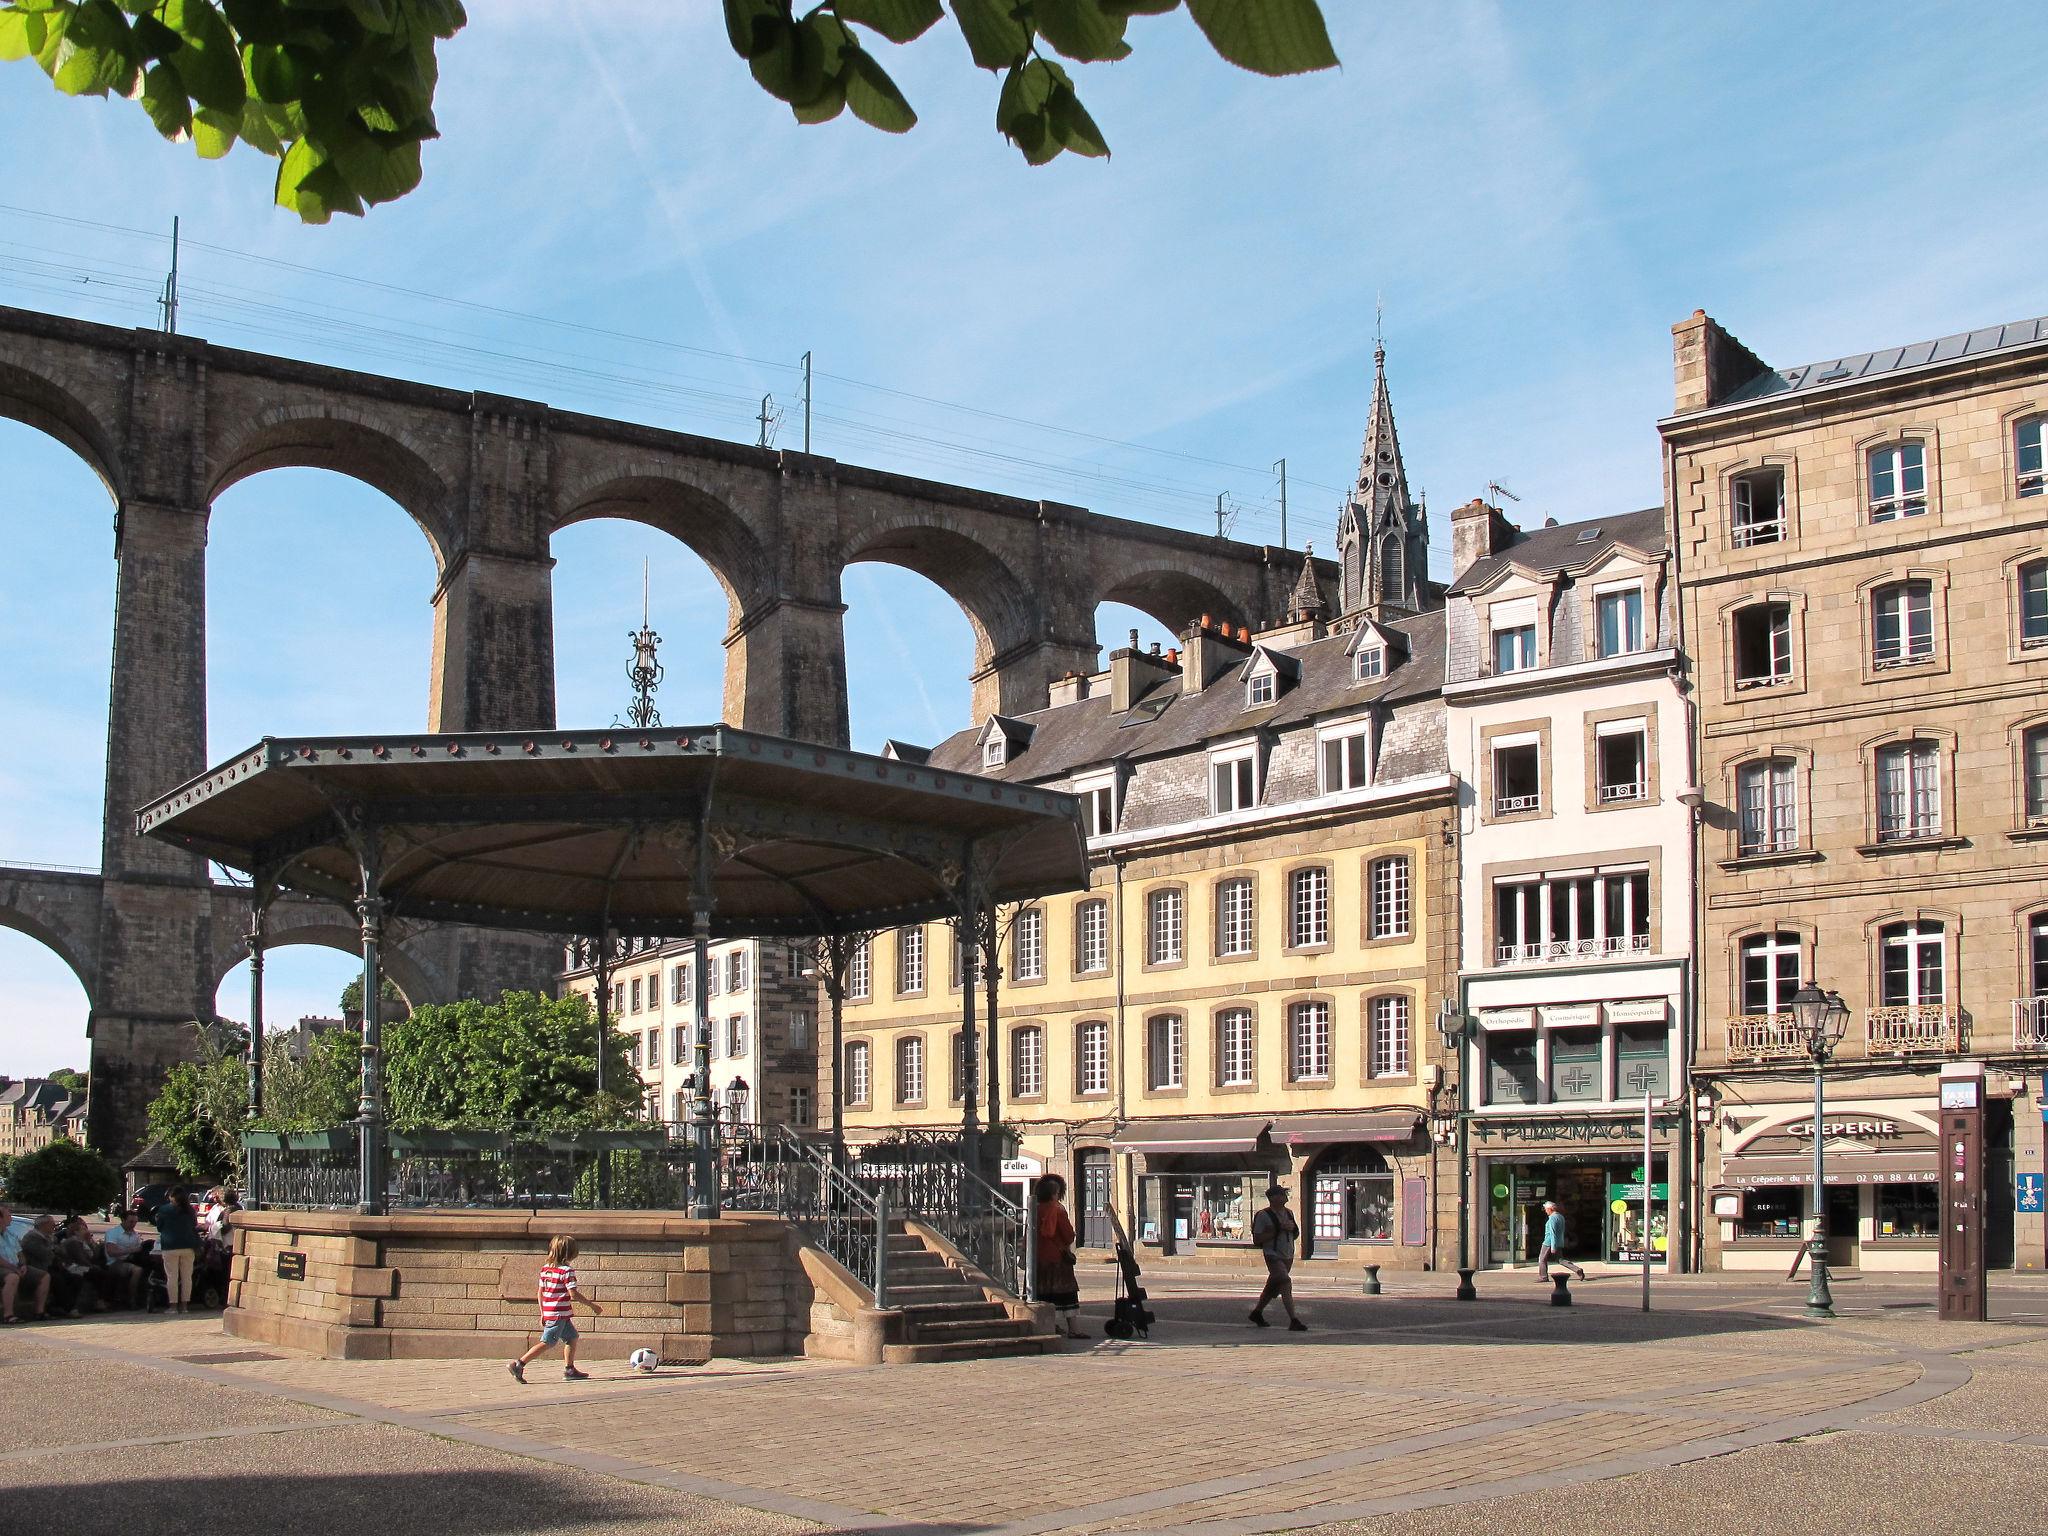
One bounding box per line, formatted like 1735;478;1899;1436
0;302;1325;1155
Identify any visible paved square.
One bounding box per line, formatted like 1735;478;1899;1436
5;1271;2044;1535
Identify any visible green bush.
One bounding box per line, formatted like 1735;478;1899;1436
7;1138;120;1216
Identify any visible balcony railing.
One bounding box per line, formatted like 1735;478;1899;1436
1731;517;1786;548
1734;670;1794;692
1494;792;1542;815
1494;934;1651;966
1723;1013;1812;1064
1866;1005;1961;1055
2015;997;2048;1051
1598;779;1647;804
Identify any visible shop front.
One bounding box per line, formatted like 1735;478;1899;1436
1113;1117;1287;1258
1469;1112;1679;1270
1712;1100;1945;1274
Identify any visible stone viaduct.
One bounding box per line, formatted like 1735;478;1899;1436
0;302;1319;1155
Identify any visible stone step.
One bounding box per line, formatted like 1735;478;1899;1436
906;1317;1036;1343
887;1253;951;1275
881;1335;1063;1365
886;1283;989;1306
894;1300;1009;1323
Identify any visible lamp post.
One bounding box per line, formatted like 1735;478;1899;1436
1789;981;1851;1318
725;1074;751;1129
1434;1001;1477;1299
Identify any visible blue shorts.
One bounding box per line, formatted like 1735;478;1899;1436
540;1318;578;1345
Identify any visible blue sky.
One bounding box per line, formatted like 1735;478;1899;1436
3;2;2045;1072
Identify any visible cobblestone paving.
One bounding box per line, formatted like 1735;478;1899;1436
5;1274;2044;1535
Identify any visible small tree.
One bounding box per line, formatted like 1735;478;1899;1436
7;1138;120;1217
144;1026;247;1184
48;1068;88;1094
383;991;641;1129
261;1026;361;1130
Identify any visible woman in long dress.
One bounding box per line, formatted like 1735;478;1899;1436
1034;1173;1086;1339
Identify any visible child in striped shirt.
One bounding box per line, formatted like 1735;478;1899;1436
509;1234;604;1382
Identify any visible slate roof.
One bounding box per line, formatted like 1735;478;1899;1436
1449;507;1668;595
1714;316;2048;410
924;608;1447;786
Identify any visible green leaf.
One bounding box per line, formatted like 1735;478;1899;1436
327;122;422;204
1032;0;1131;63
722;0;783;59
274;135;363;222
950;0;1029;69
0;11;37;63
1185;0;1337;77
996;58;1063;164
53;0;139;96
843;45;915;131
833;0;940;44
1047;82;1108;156
138;59;191;137
244;41;305;103
238;93;285;153
163;0;247;112
190;99;239;156
1099;0;1179;13
791;70;845;123
346;0;396;33
131;13;178;60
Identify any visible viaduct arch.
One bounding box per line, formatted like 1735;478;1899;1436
0;302;1322;1155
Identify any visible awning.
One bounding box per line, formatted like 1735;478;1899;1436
1111;1118;1270;1155
1720;1152;1937;1188
1270;1111;1422;1147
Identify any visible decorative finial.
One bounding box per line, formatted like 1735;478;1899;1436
619;558;663;731
1374;293;1385;364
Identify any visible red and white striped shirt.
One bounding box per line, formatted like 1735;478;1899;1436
537;1264;577;1323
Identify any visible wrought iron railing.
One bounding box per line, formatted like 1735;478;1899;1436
1494;934;1652;965
1865;1005;1961;1055
250;1134;359;1210
2015;997;2048;1051
845;1130;1030;1299
1723;1013;1811;1064
750;1124;889;1305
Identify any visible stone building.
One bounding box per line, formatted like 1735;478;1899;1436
0;1077;88;1159
838;353;1464;1273
1665;309;2048;1274
560;937;819;1134
1442;503;1694;1273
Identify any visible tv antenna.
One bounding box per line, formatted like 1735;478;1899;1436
1486;480;1522;506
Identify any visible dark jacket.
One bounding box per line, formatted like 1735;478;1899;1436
153;1202;199;1251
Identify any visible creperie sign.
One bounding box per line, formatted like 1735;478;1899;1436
1788;1118;1900;1139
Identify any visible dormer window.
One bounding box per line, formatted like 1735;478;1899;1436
1354;645;1384;681
1247;671;1276;707
1210;744;1259;814
1493;624;1536;674
1073;772;1118;839
1595;587;1644;658
983;737;1007;768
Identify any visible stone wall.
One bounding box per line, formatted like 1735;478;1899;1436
227;1209;813;1360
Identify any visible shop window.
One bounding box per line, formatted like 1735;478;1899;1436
895;1035;924;1104
1875;740;1941;841
1146;1014;1185;1091
1737;758;1798;854
1879;920;1946;1007
1492;741;1541;815
1548;1029;1603;1102
1596;726;1647;805
1076;1020;1110;1096
1012;907;1045;980
1288;1000;1332;1082
1011;1025;1045;1098
1367;855;1411;939
1871;581;1935;669
1215;877;1256;957
1216;1007;1256;1086
1075;899;1109;973
1146;887;1185;965
1732;603;1792;689
1312;1147;1393;1243
1595;587;1644;657
1615;1024;1670;1100
1288;866;1330;948
1367;995;1410;1079
844;1040;871;1106
1876;1183;1938;1239
1736;1187;1803;1240
1868;441;1928;521
1731;468;1786;546
1140;1174;1260;1247
1487;1035;1539;1105
1740;932;1803;1015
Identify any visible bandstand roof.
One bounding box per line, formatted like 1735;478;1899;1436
136;726;1089;939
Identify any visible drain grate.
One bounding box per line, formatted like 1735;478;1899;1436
171;1350;286;1364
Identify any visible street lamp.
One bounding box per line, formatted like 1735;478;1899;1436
1434;1001;1478;1299
1789;980;1851;1317
725;1074;751;1128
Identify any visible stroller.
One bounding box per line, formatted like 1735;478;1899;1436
1100;1210;1156;1340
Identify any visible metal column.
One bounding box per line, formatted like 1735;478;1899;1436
354;848;387;1216
244;894;268;1208
690;909;718;1218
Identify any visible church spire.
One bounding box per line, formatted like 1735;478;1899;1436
1287;542;1327;622
1336;339;1427;621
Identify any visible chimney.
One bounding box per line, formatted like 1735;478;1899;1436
1110;635;1179;711
1178;615;1253;695
1450;498;1516;582
1671;309;1771;414
1047;670;1090;708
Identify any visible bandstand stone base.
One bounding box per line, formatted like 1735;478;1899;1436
226;1209;813;1361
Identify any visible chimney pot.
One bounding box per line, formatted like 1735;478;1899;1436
1200;612;1212;628
1128;629;1139;649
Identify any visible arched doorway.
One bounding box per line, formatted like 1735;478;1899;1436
1307;1144;1394;1256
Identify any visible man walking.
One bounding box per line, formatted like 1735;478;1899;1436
1535;1199;1586;1282
1248;1184;1307;1331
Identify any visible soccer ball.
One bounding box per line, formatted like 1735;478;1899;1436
628;1348;659;1373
